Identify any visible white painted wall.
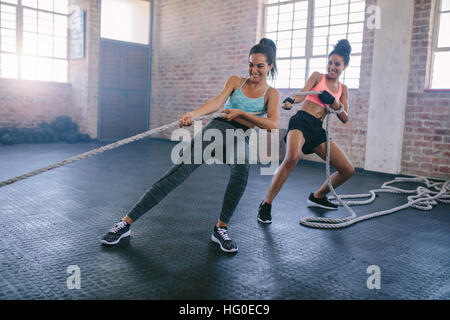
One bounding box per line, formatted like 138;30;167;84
364;0;415;174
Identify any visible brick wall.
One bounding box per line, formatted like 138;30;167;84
401;0;450;179
69;0;101;138
0;0;100;137
149;0;262;138
0;79;72;128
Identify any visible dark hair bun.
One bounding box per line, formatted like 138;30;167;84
259;38;277;53
334;39;352;56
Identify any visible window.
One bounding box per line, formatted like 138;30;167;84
430;0;450;89
101;0;150;45
0;0;69;82
264;0;365;89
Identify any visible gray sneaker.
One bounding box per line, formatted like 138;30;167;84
101;220;131;245
211;226;238;253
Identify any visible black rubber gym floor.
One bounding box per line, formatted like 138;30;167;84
0;139;449;300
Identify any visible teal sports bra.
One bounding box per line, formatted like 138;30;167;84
224;78;269;117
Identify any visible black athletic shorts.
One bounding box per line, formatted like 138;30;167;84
284;110;327;155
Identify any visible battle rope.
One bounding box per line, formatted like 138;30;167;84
0;91;324;189
299;103;450;229
0;110;264;188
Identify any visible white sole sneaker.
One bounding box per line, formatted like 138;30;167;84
307;199;338;210
100;230;131;245
211;234;238;253
257;217;272;224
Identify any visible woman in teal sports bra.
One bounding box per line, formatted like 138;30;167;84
101;38;280;253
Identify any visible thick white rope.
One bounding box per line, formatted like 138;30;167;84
299;103;450;229
0;110;263;188
0;91;321;189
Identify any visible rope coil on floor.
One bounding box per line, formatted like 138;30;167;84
299;104;450;229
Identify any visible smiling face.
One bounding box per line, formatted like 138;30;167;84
327;54;347;79
248;53;272;82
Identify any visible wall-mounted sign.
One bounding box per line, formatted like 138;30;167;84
69;8;85;59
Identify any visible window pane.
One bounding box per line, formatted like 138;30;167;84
22;0;37;8
278;48;291;58
349;11;364;22
266;23;278;32
278;20;292;30
292;29;306;39
266;14;278;25
54;37;67;58
315;0;330;8
53;59;67;82
54;0;68;14
315;16;329;26
265;32;277;42
291;58;306;69
313;35;328;47
292;36;306;47
310;57;327;73
54;15;68;37
101;0;150;44
293;19;307;29
279;12;293;23
21;55;38;80
437;12;450;48
351;42;362;53
23;32;38;54
1;0;17;4
348;22;363;33
350;1;365;12
431;52;450;88
330;13;348;24
314;26;329;36
295;1;308;14
1;3;16;13
292;47;305;56
332;0;349;5
1;20;15;28
38;34;53;56
38;0;53;11
279;3;293;13
1;12;16;22
1;32;16;52
0;53;18;78
277;30;292;40
267;6;278;16
331;3;348;15
330;24;347;34
441;0;450;11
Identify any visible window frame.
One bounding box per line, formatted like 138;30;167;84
429;0;450;90
263;0;365;89
0;0;69;82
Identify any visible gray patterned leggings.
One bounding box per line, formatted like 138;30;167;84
127;119;250;224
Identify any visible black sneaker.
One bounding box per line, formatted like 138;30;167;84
307;193;338;210
101;220;131;245
211;226;238;253
257;201;272;224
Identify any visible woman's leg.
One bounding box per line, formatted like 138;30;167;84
217;163;250;227
312;140;355;198
125;161;202;223
263;129;305;204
